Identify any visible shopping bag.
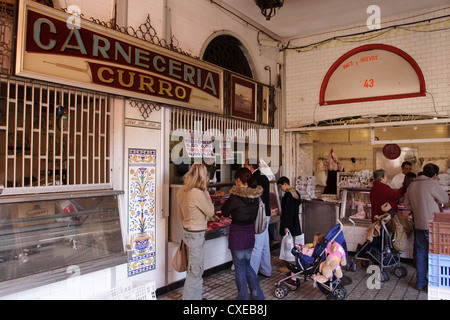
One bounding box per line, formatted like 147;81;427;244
172;240;188;272
254;198;268;234
295;233;305;246
279;230;295;261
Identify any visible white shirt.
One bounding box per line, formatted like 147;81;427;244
390;172;405;189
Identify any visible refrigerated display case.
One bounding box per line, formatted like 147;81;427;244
0;192;125;284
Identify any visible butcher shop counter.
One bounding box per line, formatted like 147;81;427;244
169;182;281;242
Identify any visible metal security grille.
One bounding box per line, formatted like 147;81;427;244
171;107;261;142
170;87;282;140
0;75;111;191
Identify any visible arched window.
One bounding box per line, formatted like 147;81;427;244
203;35;253;79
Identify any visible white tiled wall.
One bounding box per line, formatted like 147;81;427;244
284;5;450;129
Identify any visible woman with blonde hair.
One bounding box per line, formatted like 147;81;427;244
177;163;214;300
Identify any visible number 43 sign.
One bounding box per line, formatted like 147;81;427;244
320;44;426;106
363;79;374;88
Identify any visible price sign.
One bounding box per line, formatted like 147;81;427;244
320;44;425;105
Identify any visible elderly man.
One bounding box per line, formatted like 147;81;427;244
404;163;449;291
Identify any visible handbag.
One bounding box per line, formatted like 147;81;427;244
254;198;268;234
279;230;296;261
172;240;188;272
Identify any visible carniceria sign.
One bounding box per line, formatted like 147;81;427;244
16;0;223;114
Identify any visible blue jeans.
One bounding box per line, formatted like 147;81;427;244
182;231;205;300
231;248;265;300
250;216;272;276
414;229;429;289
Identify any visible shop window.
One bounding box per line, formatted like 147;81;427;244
0;76;111;191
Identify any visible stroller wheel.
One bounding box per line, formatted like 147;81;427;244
394;266;407;278
333;286;347;300
378;270;390;282
274;285;289;299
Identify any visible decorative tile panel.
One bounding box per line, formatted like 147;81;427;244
127;149;157;276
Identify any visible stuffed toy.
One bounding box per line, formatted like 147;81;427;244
318;241;347;279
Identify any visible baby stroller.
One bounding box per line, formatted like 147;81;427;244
274;219;353;300
347;203;407;282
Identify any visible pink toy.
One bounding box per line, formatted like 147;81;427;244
319;241;347;279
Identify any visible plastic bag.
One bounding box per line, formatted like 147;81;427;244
295;233;305;246
279;230;295;261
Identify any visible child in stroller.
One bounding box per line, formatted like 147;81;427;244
274;220;351;300
347;203;408;282
281;233;325;290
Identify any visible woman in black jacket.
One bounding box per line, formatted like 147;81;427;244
221;167;265;300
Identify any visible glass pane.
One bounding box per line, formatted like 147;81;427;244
0;195;123;282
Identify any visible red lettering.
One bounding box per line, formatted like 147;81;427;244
360;55;378;63
343;61;353;69
363;79;374;88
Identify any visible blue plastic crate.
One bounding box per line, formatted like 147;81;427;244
429;254;450;288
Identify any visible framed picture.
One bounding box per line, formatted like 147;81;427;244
231;75;256;121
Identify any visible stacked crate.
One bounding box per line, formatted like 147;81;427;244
428;212;450;300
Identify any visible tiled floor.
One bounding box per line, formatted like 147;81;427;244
158;247;428;301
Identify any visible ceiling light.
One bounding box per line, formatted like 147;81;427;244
254;0;284;21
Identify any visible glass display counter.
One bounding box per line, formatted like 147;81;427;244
336;171;373;226
169;183;233;242
339;187;372;223
205;183;233;240
0;192;124;283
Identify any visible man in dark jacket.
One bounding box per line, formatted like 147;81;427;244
245;159;272;277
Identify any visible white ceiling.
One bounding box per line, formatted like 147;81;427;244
220;0;450;40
